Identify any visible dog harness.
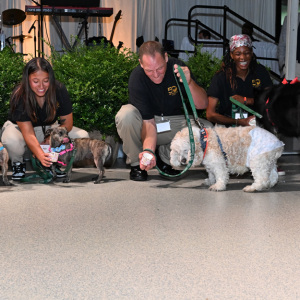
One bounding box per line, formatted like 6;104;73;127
56;143;75;166
200;128;208;159
0;146;4;151
50;145;66;153
214;131;228;162
199;128;228;162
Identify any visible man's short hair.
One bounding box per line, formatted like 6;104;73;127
138;41;165;61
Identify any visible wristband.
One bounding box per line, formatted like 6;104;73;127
244;97;247;105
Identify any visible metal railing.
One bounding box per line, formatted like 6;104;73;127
164;5;280;82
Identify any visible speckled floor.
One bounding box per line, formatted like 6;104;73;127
1;154;300;299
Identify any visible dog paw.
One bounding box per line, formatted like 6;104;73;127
3;181;13;186
243;185;257;192
204;178;214;186
208;183;226;191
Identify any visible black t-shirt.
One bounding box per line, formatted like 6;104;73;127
129;57;195;120
9;81;72;127
207;63;273;117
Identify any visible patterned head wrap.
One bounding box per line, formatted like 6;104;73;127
229;34;252;52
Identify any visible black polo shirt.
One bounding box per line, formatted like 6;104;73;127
129;57;195;120
207;64;273;117
10;82;72;127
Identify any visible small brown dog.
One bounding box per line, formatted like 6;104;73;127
46;127;113;184
0;142;12;186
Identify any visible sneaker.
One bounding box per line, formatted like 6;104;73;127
47;166;67;178
12;162;26;180
277;167;286;176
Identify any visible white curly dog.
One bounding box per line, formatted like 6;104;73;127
170;126;284;192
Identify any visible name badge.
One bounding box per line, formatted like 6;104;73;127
235;112;248;119
156;115;171;133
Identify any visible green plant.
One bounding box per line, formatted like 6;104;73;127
186;45;222;91
0;48;26;124
184;45;222;118
49;41;139;137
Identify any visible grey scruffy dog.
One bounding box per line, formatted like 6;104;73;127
0;142;12;186
46;127;113;184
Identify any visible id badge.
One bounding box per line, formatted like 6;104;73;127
156;115;171;133
235;112;248;119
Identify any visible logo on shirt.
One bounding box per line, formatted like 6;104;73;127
252;79;261;88
168;86;178;96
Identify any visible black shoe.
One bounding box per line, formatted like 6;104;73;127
156;157;182;178
12;162;26;180
130;165;148;181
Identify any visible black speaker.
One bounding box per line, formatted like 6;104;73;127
136;36;144;48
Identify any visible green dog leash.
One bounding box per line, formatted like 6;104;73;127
230;97;262;119
144;65;203;178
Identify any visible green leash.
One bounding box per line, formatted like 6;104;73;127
144;65;203;178
20;148;77;184
230;97;262;119
20;156;53;184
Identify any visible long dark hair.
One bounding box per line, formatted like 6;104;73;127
218;48;258;91
11;57;57;123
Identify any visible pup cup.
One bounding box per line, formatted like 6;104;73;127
249;117;256;126
49;152;59;162
141;152;153;166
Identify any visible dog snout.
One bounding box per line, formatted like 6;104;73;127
181;157;187;165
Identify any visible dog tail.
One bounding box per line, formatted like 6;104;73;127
104;143;114;168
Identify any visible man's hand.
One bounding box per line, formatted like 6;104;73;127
173;64;191;84
139;150;156;171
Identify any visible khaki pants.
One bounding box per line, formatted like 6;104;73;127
1;121;89;164
115;104;212;166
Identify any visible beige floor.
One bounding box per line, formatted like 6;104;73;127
1;154;300;300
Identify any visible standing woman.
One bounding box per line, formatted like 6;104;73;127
1;57;89;180
206;34;273;127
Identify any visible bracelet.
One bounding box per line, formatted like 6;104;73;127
244;97;247;105
143;148;157;160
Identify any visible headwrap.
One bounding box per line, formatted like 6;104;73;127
229;34;252;52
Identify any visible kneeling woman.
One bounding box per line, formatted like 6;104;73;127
1;57;89;180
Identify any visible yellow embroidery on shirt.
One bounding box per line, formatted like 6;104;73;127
252;79;261;88
168;86;178;96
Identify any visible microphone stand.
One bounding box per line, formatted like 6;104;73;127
28;20;37;57
33;26;37;57
30;0;44;57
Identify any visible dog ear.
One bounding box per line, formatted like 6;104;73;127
44;128;53;139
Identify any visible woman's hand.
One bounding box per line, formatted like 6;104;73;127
236;116;255;126
36;151;53;168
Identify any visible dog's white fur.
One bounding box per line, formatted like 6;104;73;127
170;126;284;192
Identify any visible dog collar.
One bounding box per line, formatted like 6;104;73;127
51;145;66;153
199;128;208;159
0;146;4;151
